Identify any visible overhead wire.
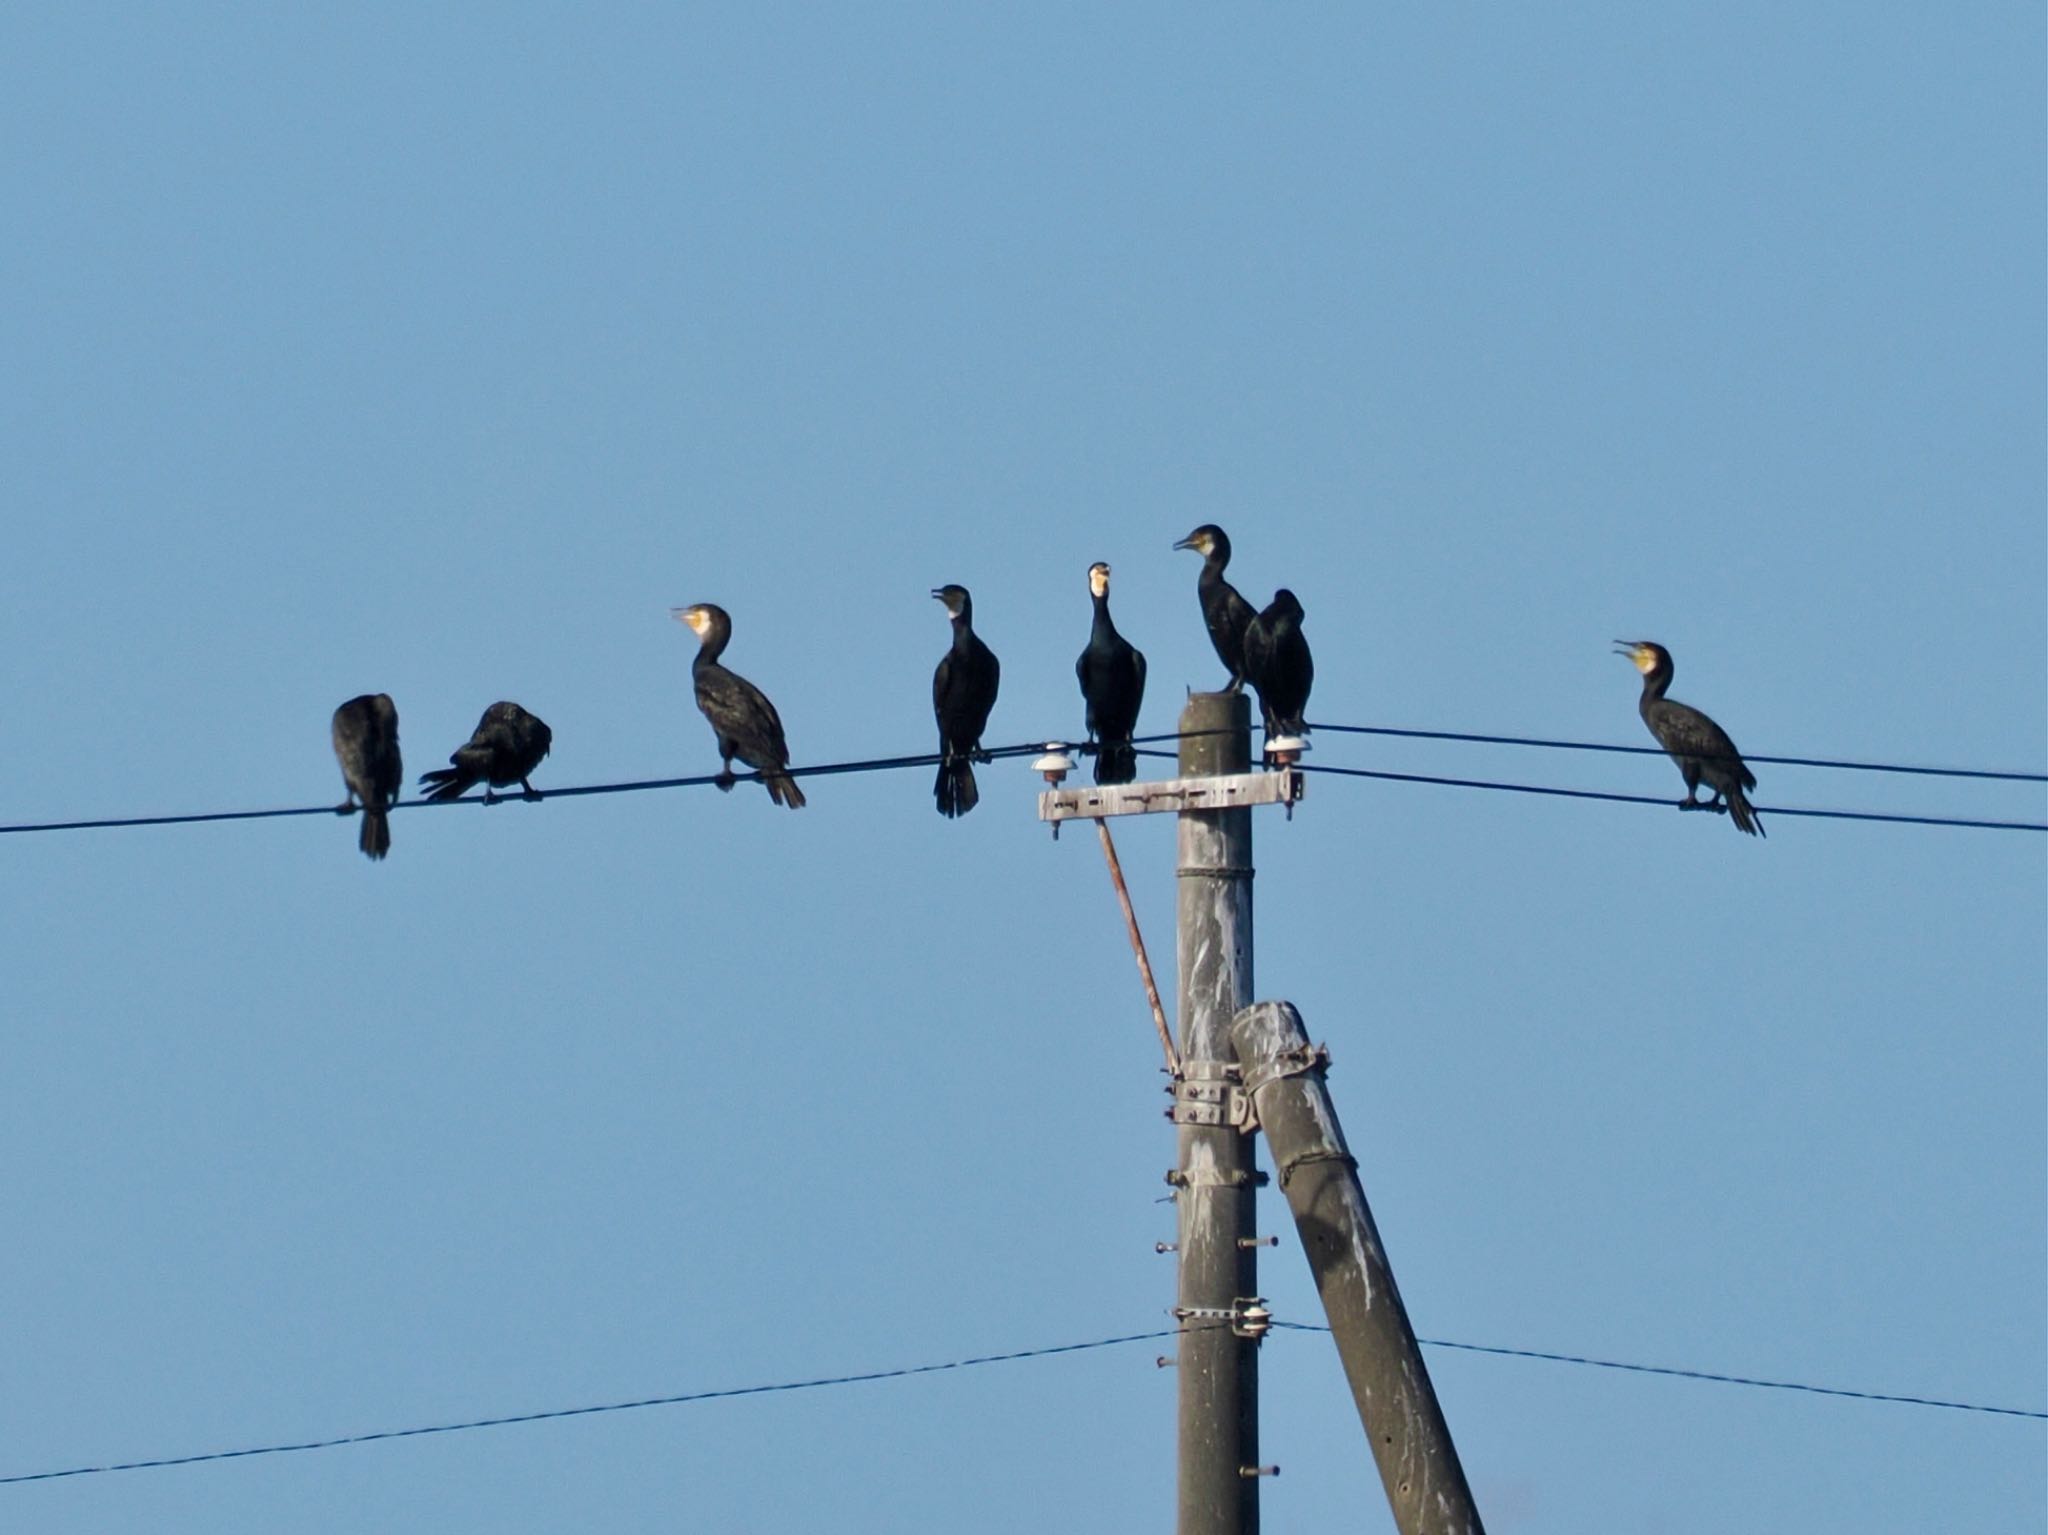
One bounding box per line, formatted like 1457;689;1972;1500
2;723;2039;839
3;1315;2037;1489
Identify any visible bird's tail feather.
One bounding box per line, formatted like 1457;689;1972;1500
417;768;473;803
768;772;807;809
935;757;978;817
1096;741;1138;785
359;804;391;859
1728;787;1764;838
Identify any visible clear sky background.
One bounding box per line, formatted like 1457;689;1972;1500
2;4;2042;1531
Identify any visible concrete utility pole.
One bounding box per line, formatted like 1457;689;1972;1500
1172;690;1262;1535
1038;692;1303;1535
1231;1000;1486;1535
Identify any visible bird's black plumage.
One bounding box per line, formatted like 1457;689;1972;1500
1243;588;1313;742
931;585;1000;818
1172;524;1256;692
675;603;805;807
331;692;402;859
1075;562;1147;785
1616;641;1763;837
419;701;553;802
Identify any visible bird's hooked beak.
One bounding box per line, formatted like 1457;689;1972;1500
1172;532;1199;552
671;606;705;636
1613;640;1654;674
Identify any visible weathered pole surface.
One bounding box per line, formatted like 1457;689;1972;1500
1231;1000;1485;1535
1175;690;1259;1535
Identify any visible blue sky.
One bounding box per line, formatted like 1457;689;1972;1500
2;4;2041;1531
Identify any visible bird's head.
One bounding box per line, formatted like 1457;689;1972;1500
1088;562;1111;599
1613;640;1669;676
672;604;724;639
1172;525;1225;557
930;585;971;619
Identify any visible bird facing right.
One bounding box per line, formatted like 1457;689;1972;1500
1076;561;1146;785
419;701;553;803
331;693;402;860
1615;640;1763;837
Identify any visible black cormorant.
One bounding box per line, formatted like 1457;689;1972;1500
1615;641;1763;837
1076;561;1147;785
1243;588;1313;743
331;693;402;860
1172;524;1255;691
674;603;806;808
931;585;1000;818
419;702;553;802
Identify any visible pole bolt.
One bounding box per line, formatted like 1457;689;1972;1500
1239;1464;1281;1479
1155;1241;1178;1254
1238;1235;1280;1249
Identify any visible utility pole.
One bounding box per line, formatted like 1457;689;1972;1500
1038;692;1304;1535
1171;690;1262;1535
1231;1000;1486;1535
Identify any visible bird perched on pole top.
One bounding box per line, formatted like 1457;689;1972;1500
418;702;552;803
1615;640;1764;837
930;584;1000;818
673;603;806;808
1076;561;1147;785
1172;524;1255;693
1243;588;1313;748
331;693;402;859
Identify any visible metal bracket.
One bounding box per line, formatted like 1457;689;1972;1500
1039;767;1304;823
1172;1297;1272;1341
1239;1041;1330;1100
1168;1075;1256;1130
1165;1165;1269;1190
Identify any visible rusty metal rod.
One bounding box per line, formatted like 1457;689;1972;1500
1095;815;1182;1077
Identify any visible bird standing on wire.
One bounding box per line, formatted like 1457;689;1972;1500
331;693;402;859
1172;524;1256;692
1615;640;1763;837
418;702;553;803
1243;588;1313;746
674;603;806;807
1076;561;1147;785
930;585;1000;818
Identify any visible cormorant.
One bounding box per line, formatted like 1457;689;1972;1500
1615;641;1763;837
1172;524;1256;691
1075;561;1147;785
673;603;806;808
331;693;402;860
418;702;553;802
1243;588;1313;743
930;585;1000;818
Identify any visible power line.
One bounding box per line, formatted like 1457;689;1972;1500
5;726;2040;840
1272;1322;2048;1421
4;1317;2037;1489
1306;723;2048;785
1126;751;2047;834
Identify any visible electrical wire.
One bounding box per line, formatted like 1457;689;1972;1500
1306;723;2048;785
1271;1321;2048;1420
1123;751;2047;833
0;1326;1207;1487
3;725;2039;839
4;1316;2037;1489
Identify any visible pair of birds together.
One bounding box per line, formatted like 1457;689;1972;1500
330;697;552;860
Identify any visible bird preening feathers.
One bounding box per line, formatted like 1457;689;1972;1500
675;603;806;808
418;702;553;803
331;693;402;860
931;585;1000;817
1616;640;1763;837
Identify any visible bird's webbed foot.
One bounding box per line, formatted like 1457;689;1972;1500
715;769;738;793
520;781;542;801
336;798;357;817
1677;797;1707;812
971;746;993;765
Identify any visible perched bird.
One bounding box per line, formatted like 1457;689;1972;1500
1075;561;1147;785
1615;640;1764;837
673;603;806;808
930;585;1000;818
1243;588;1313;743
331;693;402;860
1172;524;1256;692
418;702;553;803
